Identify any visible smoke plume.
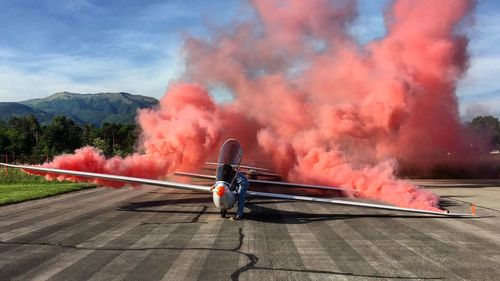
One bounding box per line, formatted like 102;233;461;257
35;0;476;211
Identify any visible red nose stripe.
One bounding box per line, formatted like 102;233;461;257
216;186;225;196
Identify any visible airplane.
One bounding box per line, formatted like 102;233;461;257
0;139;473;217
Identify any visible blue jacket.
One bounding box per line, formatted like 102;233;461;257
234;172;249;192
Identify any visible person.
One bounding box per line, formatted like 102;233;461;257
231;171;249;220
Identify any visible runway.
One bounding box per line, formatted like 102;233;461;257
0;180;499;280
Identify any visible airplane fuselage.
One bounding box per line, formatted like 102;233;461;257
211;181;236;211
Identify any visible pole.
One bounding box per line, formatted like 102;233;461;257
4;154;8;176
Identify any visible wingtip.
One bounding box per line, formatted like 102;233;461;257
447;211;476;217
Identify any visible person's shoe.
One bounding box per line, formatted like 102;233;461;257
230;215;242;220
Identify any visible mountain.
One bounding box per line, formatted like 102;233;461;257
0;102;54;123
1;92;158;126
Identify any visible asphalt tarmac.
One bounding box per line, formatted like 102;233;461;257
0;179;499;280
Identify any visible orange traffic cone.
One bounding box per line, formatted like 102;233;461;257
471;203;476;216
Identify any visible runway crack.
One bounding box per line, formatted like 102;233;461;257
191;206;208;222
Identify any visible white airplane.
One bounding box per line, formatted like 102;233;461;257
0;139;473;217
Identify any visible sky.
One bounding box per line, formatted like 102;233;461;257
0;0;499;120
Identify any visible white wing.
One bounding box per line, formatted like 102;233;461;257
0;163;211;193
174;171;215;180
2;163;473;217
174;171;344;192
245;191;473;217
174;171;473;217
205;161;271;172
205;162;281;177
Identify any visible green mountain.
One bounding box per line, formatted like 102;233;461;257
1;92;158;126
0;102;54;123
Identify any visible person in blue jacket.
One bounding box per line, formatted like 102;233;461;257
231;171;249;220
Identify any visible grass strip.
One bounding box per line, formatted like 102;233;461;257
0;183;94;206
0;167;96;205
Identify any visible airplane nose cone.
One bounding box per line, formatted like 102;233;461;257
216;185;225;196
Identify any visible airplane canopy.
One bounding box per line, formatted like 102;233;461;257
216;139;243;183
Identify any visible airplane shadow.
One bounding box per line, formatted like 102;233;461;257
438;198;462;208
243;200;471;224
116;197;217;219
116;195;478;225
120;197;213;209
415;180;500;189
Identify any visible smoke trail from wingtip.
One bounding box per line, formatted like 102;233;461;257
35;0;476;211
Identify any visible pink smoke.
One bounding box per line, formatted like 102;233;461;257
183;0;475;210
34;0;476;211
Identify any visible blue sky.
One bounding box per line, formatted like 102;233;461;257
0;0;498;119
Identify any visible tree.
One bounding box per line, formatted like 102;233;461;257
81;123;98;146
116;124;137;155
37;116;83;155
100;123;137;156
468;115;500;149
100;123;118;155
0;121;11;155
92;137;108;152
3;115;40;156
2;115;137;159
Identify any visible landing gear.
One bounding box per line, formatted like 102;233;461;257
220;209;227;218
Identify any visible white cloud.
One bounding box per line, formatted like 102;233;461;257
0;46;184;101
458;55;500;97
459;97;500;120
455;1;500;118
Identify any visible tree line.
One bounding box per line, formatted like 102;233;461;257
0;115;138;163
466;115;500;150
1;114;500;164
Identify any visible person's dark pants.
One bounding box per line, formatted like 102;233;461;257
236;177;248;217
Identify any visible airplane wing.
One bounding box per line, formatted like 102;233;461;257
204;161;281;178
174;171;215;180
173;171;472;216
174;171;344;192
205;161;271;172
245;191;473;217
0;163;211;193
247;171;282;178
1;163;473;217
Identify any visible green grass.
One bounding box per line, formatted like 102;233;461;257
0;167;95;205
0;166;55;184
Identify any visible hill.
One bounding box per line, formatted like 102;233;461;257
0;102;54;123
8;92;159;126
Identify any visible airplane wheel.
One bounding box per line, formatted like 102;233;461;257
220;210;227;218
